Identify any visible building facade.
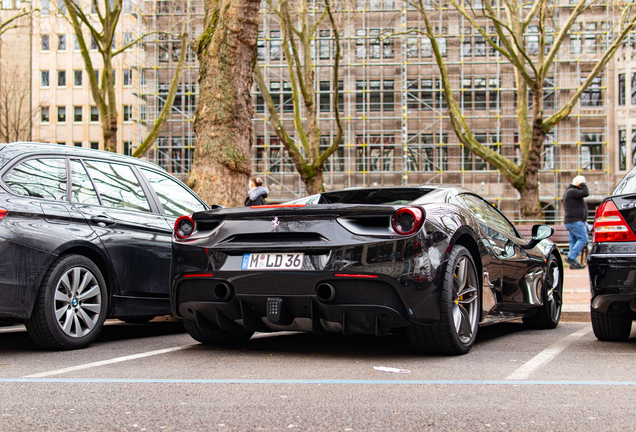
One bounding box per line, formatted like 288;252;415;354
2;0;633;221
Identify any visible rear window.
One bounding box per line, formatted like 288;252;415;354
321;188;430;205
3;158;67;201
613;167;636;195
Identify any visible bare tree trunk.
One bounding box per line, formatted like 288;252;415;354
304;169;324;195
189;0;259;207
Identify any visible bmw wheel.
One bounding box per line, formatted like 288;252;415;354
26;255;107;350
408;245;480;355
523;254;563;329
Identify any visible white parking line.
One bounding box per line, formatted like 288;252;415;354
23;344;199;378
506;326;593;380
22;331;299;378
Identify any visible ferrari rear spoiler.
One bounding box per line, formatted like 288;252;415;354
192;204;403;221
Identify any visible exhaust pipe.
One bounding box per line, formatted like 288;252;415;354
214;282;233;301
316;283;336;302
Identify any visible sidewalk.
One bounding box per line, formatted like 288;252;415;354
562;265;590;321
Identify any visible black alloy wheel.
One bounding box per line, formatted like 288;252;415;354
523;254;563;329
408;245;480;355
26;255;108;350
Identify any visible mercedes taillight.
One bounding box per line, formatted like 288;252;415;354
593;200;636;242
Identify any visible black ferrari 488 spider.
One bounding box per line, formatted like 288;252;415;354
170;186;563;355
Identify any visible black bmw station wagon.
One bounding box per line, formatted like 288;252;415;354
0;143;208;350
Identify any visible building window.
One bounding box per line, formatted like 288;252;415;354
383;80;394;111
474;78;487;110
319;81;330;113
369;80;381;111
57;70;66;87
319;135;344;172
631;72;636;105
619;130;627;170
57;106;66;123
581;75;602;107
269;81;280;112
475;37;486;57
406;34;418;58
383;35;394;59
74;142;82;147
41;107;50;123
356;29;366;59
57;0;65;13
570;34;581;54
270;30;281;61
94;70;99;83
123;105;132;122
123;69;132;86
74;35;80;51
369;29;380;59
74;70;82;86
257;34;266;61
41;71;50;87
282;82;293;113
58;34;66;51
619;73;626;106
489;78;499;109
74;106;82;122
462;78;472;110
526;25;539;55
123;32;133;49
123;142;132;155
41;35;50;51
585;22;597;54
90;107;99;122
319;29;330;60
581;133;603;170
90;35;98;50
41;0;49;14
90;142;99;150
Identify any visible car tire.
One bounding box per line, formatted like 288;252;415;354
182;319;253;345
591;307;632;341
26;255;108;350
408;245;480;355
523;254;563;329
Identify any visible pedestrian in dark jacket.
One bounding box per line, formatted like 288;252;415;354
563;175;589;269
245;176;269;206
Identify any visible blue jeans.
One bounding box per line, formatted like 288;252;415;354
565;221;588;262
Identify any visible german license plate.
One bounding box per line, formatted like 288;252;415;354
241;253;304;270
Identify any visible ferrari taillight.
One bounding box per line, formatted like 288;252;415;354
0;207;6;222
174;215;195;240
593;200;636;242
391;207;425;236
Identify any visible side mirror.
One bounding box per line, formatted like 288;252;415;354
521;224;554;249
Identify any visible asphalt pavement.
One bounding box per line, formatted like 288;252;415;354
562;264;591;321
2;267;629;431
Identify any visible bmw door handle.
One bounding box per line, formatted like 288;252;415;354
91;215;116;227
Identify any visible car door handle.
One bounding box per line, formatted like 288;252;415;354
91;215;116;227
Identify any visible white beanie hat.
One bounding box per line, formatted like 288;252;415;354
572;175;586;185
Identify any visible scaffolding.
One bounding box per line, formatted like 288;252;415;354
134;0;617;221
250;0;614;221
136;0;205;174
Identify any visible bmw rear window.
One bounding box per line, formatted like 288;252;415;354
613;167;636;195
